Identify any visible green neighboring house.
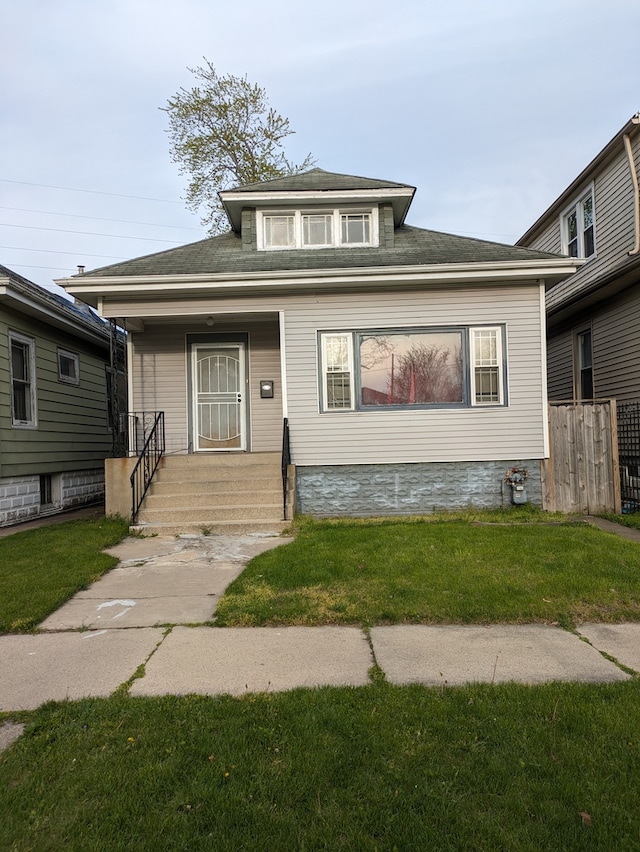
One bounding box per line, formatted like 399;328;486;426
0;264;115;527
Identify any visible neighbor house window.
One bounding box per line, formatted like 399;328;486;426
562;189;595;258
58;349;79;385
319;326;506;412
576;328;594;399
9;332;36;427
260;208;377;250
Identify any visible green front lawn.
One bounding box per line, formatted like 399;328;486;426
2;682;640;850
215;514;640;628
0;516;130;632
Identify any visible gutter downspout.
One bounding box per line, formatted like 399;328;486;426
624;114;640;255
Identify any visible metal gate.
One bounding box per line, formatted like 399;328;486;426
617;401;640;512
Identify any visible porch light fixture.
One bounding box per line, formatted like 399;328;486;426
205;316;215;326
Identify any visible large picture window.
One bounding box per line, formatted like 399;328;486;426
319;326;506;412
359;331;463;405
9;331;37;427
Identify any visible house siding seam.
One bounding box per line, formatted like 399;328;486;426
295;460;541;516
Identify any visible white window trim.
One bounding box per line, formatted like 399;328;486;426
57;348;79;385
320;332;355;412
9;330;37;428
258;207;379;251
470;326;504;406
319;326;507;413
560;185;595;259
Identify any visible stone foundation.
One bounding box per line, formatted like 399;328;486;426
295;460;541;517
0;469;105;528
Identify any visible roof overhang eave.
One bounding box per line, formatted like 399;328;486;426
0;282;110;347
59;258;581;307
219;186;416;231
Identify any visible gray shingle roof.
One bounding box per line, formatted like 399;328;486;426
0;263;110;340
223;167;414;194
77;225;563;280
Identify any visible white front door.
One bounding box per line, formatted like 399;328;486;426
193;343;246;451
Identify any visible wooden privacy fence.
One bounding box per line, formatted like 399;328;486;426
542;400;621;514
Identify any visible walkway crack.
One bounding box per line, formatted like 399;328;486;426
115;626;174;696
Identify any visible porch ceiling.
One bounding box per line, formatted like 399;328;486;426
119;310;279;330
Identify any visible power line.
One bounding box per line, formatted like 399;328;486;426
5;261;89;273
0;205;203;232
0;222;185;243
0;178;184;204
1;244;125;260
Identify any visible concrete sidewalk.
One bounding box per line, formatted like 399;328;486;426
1;529;639;713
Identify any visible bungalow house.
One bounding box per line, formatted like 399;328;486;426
0;265;116;526
59;169;579;533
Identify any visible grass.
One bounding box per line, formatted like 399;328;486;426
2;682;640;850
2;509;640;848
215;513;640;629
0;516;130;632
601;511;640;530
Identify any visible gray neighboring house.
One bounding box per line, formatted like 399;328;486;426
0;265;114;526
517;113;640;402
59;169;579;529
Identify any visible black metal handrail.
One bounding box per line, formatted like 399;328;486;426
281;417;290;520
130;411;165;523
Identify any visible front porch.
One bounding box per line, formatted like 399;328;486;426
106;449;294;536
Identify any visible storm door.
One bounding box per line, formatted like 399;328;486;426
192;343;247;451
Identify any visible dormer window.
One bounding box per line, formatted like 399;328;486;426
258;208;378;250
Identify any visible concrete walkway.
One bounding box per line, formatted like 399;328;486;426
1;525;639;713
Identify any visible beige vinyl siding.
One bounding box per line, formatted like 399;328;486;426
0;307;111;477
115;282;546;464
282;286;546;464
130;318;282;453
528;136;640;313
546;332;574;400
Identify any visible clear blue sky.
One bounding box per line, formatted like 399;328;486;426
2;0;639;291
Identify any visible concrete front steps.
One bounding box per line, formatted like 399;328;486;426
131;452;289;536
